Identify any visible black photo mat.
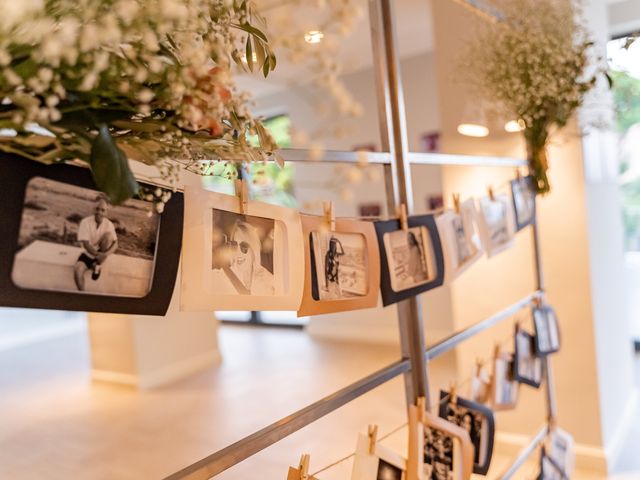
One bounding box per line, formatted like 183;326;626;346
0;154;183;315
513;327;543;388
510;175;537;231
374;214;445;307
437;391;495;475
533;304;561;356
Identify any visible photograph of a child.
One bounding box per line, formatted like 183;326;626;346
424;427;454;480
11;176;159;298
310;231;368;301
511;176;536;230
211;209;275;295
534;306;561;355
515;329;543;387
383;226;433;292
492;352;519;409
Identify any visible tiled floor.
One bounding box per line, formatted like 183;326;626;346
0;321;637;479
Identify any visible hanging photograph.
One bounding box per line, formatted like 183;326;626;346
298;215;380;316
533;304;561;356
513;327;543;388
469;363;492;405
351;432;406;480
548;428;575;478
476;194;516;258
375;214;445;307
181;186;304;311
511;175;537;231
0;154;183;315
436;198;483;282
537;447;567;480
491;351;520;411
438;391;496;475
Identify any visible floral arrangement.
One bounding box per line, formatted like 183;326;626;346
460;0;602;194
0;0;278;206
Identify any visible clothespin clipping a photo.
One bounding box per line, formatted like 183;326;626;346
367;424;378;454
487;185;495;202
533;295;543;309
235;178;248;214
452;193;461;214
515;168;522;181
286;453;313;480
475;357;484;376
322;201;335;231
397;203;409;231
493;342;501;360
449;382;458;404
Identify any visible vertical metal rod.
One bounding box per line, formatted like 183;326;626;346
369;0;430;409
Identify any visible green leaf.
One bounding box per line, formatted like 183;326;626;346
89;124;139;204
245;36;253;72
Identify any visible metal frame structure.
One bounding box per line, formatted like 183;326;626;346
164;0;557;478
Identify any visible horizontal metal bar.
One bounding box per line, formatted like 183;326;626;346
163;358;411;480
426;292;541;360
499;425;549;479
277;148;392;164
406;152;527;168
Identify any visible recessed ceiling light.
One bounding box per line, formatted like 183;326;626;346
304;30;324;44
457;123;489;137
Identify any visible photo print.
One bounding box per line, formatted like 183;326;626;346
476;194;516;258
423;426;455;480
513;327;543;388
548;428;575;478
469;364;492;405
181;186;304;311
491;351;520;411
436;198;483;282
375;214;445;307
537;447;568;480
533;304;561;356
438;391;496;475
351;433;406;480
298;215;380;316
0;154;183;315
511;175;537;231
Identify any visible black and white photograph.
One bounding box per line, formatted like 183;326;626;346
548;428;575;477
423;426;454;480
537;448;567;480
0;155;183;315
492;351;520;410
470;365;492;404
351;432;406;480
533;305;561;356
438;391;496;475
211;209;275;296
11;176;159;298
477;195;516;257
383;226;433;292
511;175;536;230
310;231;369;301
514;328;543;388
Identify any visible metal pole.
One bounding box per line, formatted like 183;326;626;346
369;0;430;408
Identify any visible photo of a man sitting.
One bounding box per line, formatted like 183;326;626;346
74;197;118;291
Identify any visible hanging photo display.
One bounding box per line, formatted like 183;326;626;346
533;303;561;356
511;175;537;231
0;154;183;315
547;428;575;479
375;214;445;307
351;431;407;480
435;199;483;282
438;391;495;476
298;215;380;316
476;194;516;258
513;326;543;388
491;350;520;411
180;186;304;311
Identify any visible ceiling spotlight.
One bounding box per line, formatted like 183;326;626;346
504;119;525;133
304;30;324;44
457;123;489;137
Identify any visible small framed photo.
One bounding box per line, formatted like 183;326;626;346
513;326;543;388
0;154;183;315
298;215;380;316
491;351;520;411
511;175;536;231
351;433;406;480
438;392;496;475
548;428;575;478
537;447;568;480
375;214;445;307
533;304;561;356
435;199;483;282
181;186;304;311
469;364;492;405
476;194;516;258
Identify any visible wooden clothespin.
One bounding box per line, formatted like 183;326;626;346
493;342;501;360
322;201;335;231
515;168;522;181
452;193;461;214
396;203;409;231
416;396;427;421
234;178;248;214
287;453;312;480
533;295;543;309
475;357;484;376
367;424;378;454
487;185;495;202
449;382;457;404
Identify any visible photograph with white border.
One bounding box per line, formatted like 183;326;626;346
383;226;435;292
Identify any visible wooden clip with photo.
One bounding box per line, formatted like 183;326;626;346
515;168;522;181
533;295;543;308
234;178;249;214
487;185;495;202
452;193;461;214
287;453;316;480
367;424;378;454
323;201;335;231
449;382;458;404
396;203;409;231
475;357;484;376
